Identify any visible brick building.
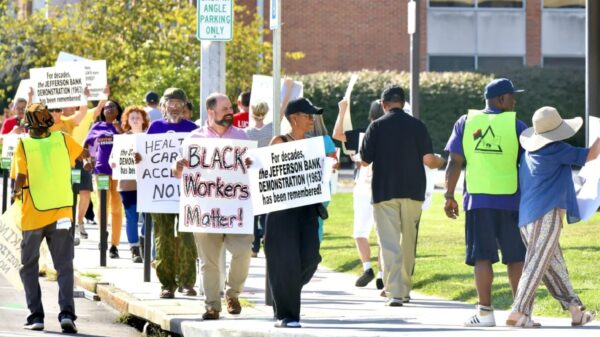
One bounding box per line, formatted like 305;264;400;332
17;0;586;74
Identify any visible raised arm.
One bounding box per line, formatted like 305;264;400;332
71;87;91;125
93;85;111;119
332;99;349;142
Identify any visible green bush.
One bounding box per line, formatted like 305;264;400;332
297;68;585;154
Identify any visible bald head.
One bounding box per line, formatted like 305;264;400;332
206;93;233;128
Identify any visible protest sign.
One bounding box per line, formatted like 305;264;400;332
82;60;107;100
577;158;600;221
248;137;331;215
136;132;188;213
179;138;257;234
56;51;89;63
249;75;303;128
111;134;137;180
0;201;24;291
30;63;87;109
339;74;358;155
1;134;25;169
13;79;32;103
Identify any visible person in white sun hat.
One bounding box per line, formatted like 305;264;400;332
506;106;600;328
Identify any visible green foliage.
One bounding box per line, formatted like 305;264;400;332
0;0;273;120
298;68;585;153
324;192;600;317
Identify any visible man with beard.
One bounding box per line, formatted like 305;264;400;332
139;88;199;298
173;93;253;320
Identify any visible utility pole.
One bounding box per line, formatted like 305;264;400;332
408;0;420;119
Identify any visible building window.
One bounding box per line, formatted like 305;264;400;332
543;57;585;69
478;56;524;71
429;56;475;71
478;0;523;8
544;0;585;9
429;0;523;8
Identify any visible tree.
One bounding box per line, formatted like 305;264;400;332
0;0;276;119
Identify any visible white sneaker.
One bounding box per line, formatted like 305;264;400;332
385;298;403;307
24;321;44;331
464;304;496;327
60;317;77;333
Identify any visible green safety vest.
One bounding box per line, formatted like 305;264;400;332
462;110;518;195
21;132;73;211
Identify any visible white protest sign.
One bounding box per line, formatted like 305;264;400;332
590;116;600;145
56;51;89;63
110;134;137;180
1;134;25;169
340;74;358;155
179;138;257;234
197;0;233;41
82;60;107;100
30;64;87;109
0;201;24;291
249;74;303;129
136;132;188;213
248;137;331;215
577;158;600;221
13;79;32;103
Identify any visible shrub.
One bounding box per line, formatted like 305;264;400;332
297;68;585;154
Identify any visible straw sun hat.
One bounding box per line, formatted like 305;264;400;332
519;106;583;152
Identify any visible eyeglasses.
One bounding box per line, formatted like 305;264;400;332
166;100;185;109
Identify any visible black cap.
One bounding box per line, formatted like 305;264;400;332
381;85;406;103
284;97;323;117
145;91;159;104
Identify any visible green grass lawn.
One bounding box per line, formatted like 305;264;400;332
322;192;600;317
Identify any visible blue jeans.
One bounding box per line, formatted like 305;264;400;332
120;191;140;246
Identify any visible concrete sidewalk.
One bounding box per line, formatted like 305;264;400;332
72;221;599;337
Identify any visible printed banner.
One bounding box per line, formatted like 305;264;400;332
1;134;25;168
82;60;108;101
30;63;87;109
136;132;188;213
248;137;331;215
179;138;257;234
111;134;137;180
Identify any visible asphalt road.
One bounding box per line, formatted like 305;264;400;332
0;274;141;337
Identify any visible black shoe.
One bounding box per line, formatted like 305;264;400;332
376;278;384;290
355;268;375;287
109;245;119;259
60;317;77;333
131;246;142;263
24;320;44;331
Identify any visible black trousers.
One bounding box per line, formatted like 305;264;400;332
252;214;266;253
264;205;321;321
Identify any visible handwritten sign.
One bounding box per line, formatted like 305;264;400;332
30;63;87;109
248;137;331;215
111;134;137;180
0;201;24;291
179;138;256;234
136;133;188;213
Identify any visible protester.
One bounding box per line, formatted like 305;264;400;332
173;92;253;320
110;106;150;263
144;91;163;122
84;100;124;258
244;101;271;257
183;101;194;121
444;78;527;327
1;98;27;135
505;107;599;327
307;113;337;242
360;85;445;307
263;97;326;328
141;88;198;299
12;103;83;333
333;98;385;289
233;91;250;128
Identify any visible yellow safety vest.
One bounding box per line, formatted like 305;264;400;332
21;132;73;211
462;110;518;195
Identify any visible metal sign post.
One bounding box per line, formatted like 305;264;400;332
408;0;420;119
97;175;109;267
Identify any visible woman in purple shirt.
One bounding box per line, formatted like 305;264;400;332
84;100;123;259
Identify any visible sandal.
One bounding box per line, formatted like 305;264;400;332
572;306;596;327
506;314;541;328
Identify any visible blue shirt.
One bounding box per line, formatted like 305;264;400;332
445;108;527;211
518;141;589;227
